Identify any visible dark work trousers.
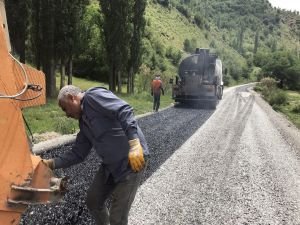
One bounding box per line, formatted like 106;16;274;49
153;94;161;112
86;163;146;225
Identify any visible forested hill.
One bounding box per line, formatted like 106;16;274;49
168;0;300;53
144;0;300;88
5;0;300;96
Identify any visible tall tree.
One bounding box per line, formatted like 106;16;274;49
237;22;245;54
253;30;259;54
67;0;89;85
99;0;120;91
99;0;131;92
127;0;147;94
40;0;56;97
6;0;30;63
55;0;89;88
30;0;88;96
99;0;145;93
55;0;68;89
31;0;42;69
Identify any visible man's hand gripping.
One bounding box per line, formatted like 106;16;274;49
128;138;145;172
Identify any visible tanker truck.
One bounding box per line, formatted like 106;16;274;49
171;48;223;108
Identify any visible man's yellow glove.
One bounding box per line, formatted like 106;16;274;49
42;159;55;170
128;138;145;172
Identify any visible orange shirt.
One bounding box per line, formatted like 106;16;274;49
151;79;163;95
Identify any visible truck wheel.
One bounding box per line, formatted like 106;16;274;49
211;101;217;109
217;86;223;99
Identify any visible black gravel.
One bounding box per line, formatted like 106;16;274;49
20;105;215;225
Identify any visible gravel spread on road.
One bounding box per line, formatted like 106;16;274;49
20;85;300;225
21;97;214;224
129;85;300;225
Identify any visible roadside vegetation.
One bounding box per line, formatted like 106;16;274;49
254;77;300;129
7;0;299;137
22;76;173;138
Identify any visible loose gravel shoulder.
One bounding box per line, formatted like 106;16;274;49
253;90;300;157
20;84;300;225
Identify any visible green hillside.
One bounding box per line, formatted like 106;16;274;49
5;0;300;90
6;0;298;135
141;0;299;87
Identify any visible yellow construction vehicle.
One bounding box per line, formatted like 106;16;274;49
0;1;66;224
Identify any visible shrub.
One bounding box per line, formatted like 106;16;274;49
136;64;153;93
261;86;271;99
183;39;191;52
260;77;277;98
204;23;210;31
204;33;208;39
165;47;182;65
268;90;287;106
260;77;277;90
286;64;300;90
210;40;216;48
183;38;197;53
158;0;169;7
153;40;165;56
292;104;300;113
194;14;205;29
272;104;281;111
223;74;233;86
176;5;191;19
253;85;263;92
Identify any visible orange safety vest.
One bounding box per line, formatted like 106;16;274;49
151;79;163;95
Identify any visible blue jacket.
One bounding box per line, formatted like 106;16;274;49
54;87;149;182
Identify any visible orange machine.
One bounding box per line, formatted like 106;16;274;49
0;1;66;224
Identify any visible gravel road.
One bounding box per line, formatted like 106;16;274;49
130;84;300;225
20;84;300;225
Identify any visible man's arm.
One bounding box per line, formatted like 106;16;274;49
51;130;92;169
160;81;164;95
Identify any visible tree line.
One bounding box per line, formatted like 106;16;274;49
6;0;300;96
6;0;147;97
160;0;300;90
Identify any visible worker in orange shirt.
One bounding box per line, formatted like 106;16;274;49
151;74;164;112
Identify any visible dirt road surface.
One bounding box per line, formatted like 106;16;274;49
129;85;300;225
21;84;300;225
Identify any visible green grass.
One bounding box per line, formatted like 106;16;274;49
67;76;109;90
22;76;173;135
120;92;172;115
274;90;300;129
255;83;300;129
23;98;78;135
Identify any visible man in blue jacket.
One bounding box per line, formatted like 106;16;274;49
43;85;149;225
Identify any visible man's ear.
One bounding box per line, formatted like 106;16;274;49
67;94;75;101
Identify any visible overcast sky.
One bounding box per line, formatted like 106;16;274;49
268;0;300;12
